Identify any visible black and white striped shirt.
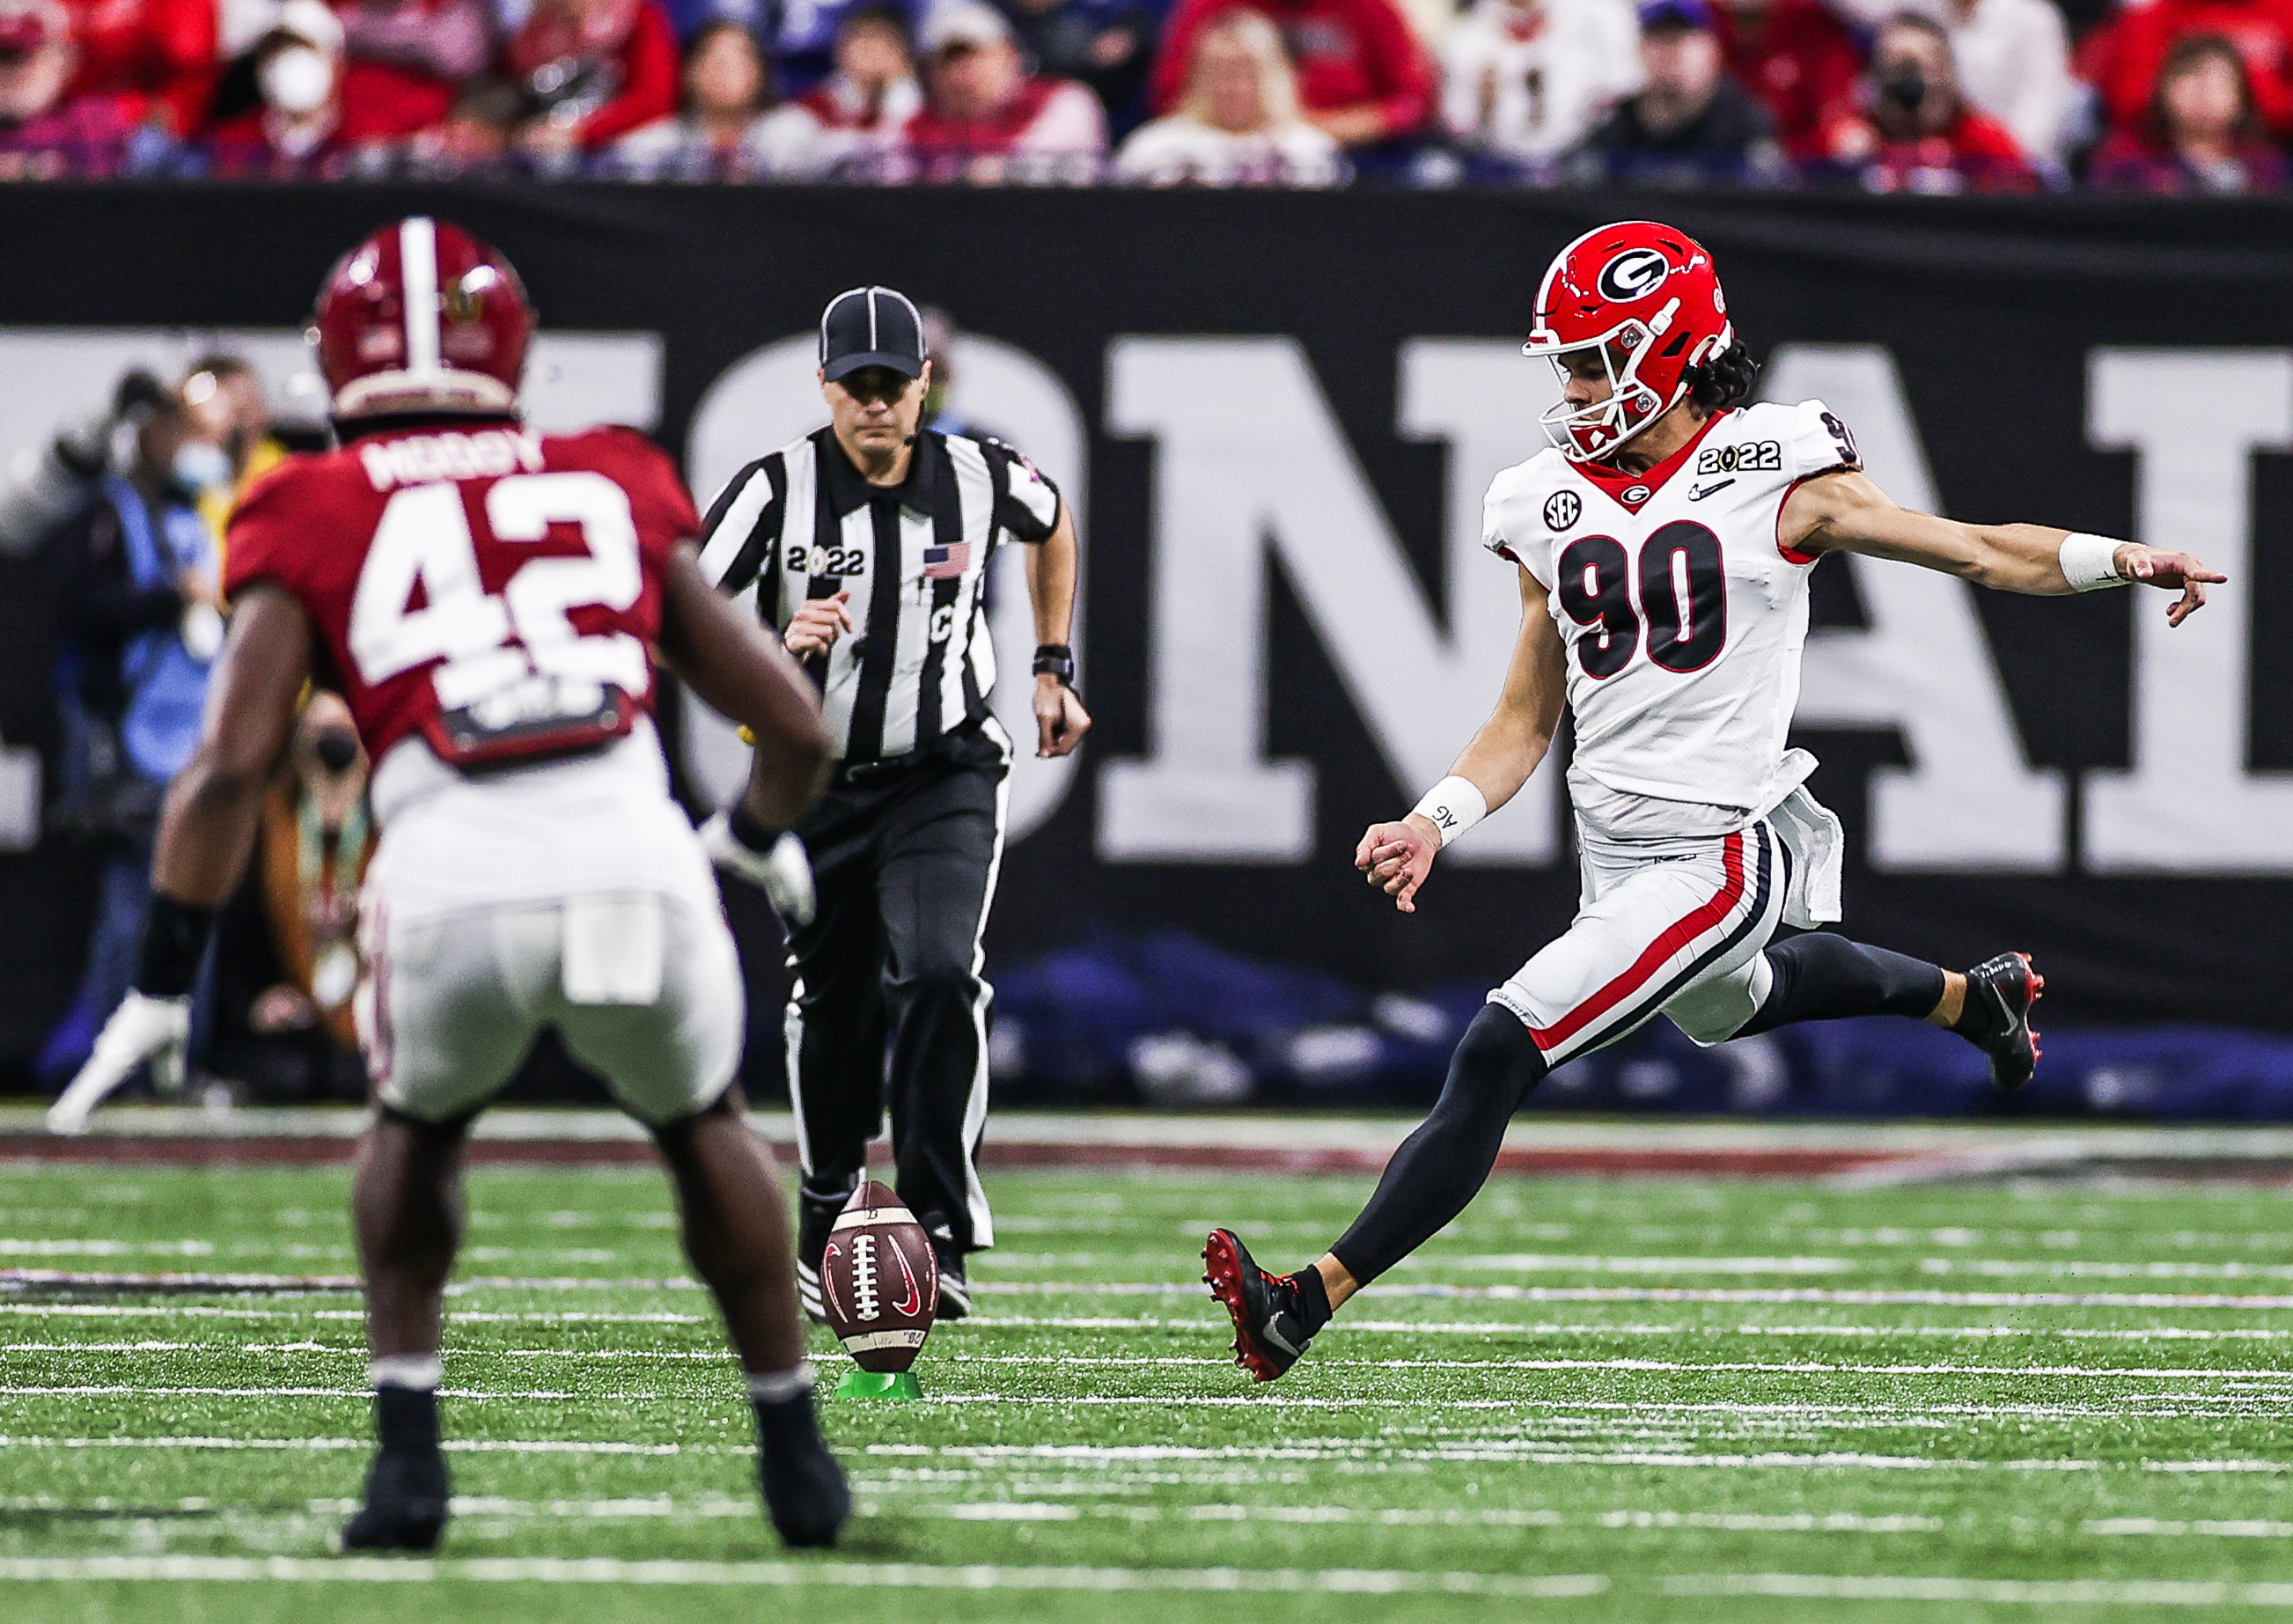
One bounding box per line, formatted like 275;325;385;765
698;426;1062;764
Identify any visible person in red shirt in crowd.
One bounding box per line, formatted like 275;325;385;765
2091;30;2289;191
200;0;454;177
1706;0;1860;159
508;0;678;158
0;0;148;174
1822;11;2033;190
56;0;211;133
1149;0;1433;146
2078;0;2293;139
900;0;1105;180
337;0;495;87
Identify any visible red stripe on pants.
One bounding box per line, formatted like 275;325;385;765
1530;830;1748;1052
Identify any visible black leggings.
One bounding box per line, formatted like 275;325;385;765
1329;1005;1547;1287
1736;933;1944;1037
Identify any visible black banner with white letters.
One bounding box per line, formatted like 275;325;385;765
3;182;2292;1080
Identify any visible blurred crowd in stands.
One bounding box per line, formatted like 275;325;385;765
0;0;2289;192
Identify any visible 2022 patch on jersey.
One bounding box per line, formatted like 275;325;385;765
1483;400;1860;817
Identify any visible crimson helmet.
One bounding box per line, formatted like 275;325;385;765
1524;221;1734;464
311;217;533;420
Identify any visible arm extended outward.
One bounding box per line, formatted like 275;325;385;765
1781;468;2225;628
1356;566;1568;914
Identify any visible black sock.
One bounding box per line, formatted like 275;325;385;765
753;1388;827;1452
374;1386;440;1455
1288;1265;1333;1335
1327;1005;1547;1287
1736;934;1946;1038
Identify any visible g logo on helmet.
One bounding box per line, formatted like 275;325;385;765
1542;490;1582;532
1596;247;1670;303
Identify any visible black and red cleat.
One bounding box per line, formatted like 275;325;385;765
1959;952;2044;1090
1203;1229;1315;1382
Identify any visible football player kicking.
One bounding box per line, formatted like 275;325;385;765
1206;220;2225;1382
47;218;851;1548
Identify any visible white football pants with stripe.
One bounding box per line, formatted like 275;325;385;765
1488;820;1787;1064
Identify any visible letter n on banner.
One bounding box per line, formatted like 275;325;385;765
1099;336;1557;865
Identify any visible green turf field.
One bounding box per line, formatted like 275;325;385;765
4;1155;2293;1620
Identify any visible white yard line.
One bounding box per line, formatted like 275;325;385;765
865;1443;2105;1470
0;1435;2235;1471
0;1493;1942;1533
0;1554;1607;1598
1385;1254;1860;1275
975;1282;2293;1312
1665;1573;2293;1606
966;1315;2293;1342
15;1343;2287;1383
0;1436;708;1454
2087;1519;2293;1538
909;1395;2283;1422
933;1353;2293;1381
0;1306;703;1324
1923;1260;2293;1282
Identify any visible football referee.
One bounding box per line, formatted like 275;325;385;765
697;286;1089;1319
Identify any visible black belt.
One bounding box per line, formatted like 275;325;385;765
835;753;922;787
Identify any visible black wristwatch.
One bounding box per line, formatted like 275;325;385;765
1032;643;1077;687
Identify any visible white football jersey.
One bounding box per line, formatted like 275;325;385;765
1483;399;1861;837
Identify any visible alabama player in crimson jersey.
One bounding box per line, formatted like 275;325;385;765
47;217;851;1549
1206;220;2227;1382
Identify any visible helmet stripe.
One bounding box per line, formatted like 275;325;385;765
400;216;440;376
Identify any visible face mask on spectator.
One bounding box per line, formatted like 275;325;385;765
1881;65;1929;119
262;45;338;116
313;727;361;775
169;441;232;499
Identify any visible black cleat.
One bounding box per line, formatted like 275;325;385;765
1959;952;2045;1090
795;1178;855;1325
755;1392;850;1548
920;1211;969;1321
341;1445;451;1552
1202;1229;1314;1382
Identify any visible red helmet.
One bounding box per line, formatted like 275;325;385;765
311;217;533;420
1524;221;1734;464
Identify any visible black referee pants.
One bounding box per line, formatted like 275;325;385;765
784;721;1007;1254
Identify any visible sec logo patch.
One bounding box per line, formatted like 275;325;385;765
1543;490;1582;532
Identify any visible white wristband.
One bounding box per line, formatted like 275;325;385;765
1411;775;1488;848
2060;533;2129;592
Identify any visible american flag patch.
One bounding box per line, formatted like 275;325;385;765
922;542;971;579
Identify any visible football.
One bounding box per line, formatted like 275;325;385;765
820;1180;939;1373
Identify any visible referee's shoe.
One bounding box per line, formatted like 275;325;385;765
794;1178;852;1324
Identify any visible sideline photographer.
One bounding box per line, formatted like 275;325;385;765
36;372;232;1085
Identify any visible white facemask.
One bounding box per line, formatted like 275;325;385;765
261;45;336;116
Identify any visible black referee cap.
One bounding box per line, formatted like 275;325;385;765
819;286;929;382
